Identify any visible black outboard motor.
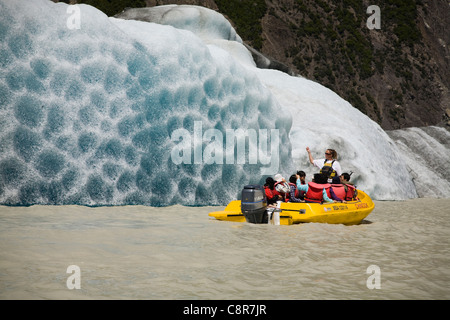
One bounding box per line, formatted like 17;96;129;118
241;185;268;224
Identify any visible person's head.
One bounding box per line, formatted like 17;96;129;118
312;173;328;184
296;170;306;178
340;172;351;182
289;174;297;184
265;177;275;189
325;149;337;160
296;170;306;182
331;176;341;184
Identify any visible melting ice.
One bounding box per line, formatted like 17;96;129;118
0;0;448;206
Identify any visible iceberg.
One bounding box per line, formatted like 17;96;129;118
0;0;292;206
0;0;446;206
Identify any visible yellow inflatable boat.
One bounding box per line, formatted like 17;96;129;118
209;185;375;226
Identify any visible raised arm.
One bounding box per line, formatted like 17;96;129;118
306;147;314;165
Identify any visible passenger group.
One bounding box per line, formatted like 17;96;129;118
263;147;357;204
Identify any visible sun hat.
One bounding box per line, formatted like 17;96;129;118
274;174;284;182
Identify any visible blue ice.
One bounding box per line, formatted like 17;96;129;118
0;0;292;206
1;0;448;206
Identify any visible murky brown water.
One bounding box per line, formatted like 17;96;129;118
1;198;449;300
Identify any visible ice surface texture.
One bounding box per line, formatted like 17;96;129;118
0;0;292;206
2;1;444;205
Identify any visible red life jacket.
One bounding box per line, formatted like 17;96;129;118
305;182;330;203
264;183;282;197
331;184;357;200
264;186;271;198
331;184;346;200
344;184;356;200
264;186;276;200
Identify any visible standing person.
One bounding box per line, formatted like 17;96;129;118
306;147;342;182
